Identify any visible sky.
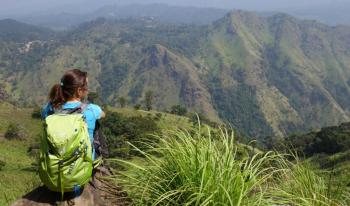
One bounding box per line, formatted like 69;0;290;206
0;0;347;17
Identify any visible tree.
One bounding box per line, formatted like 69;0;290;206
31;106;42;119
0;160;5;171
117;97;127;108
101;111;160;158
188;112;213;127
134;104;142;110
0;83;8;102
5;123;22;140
88;92;102;104
170;105;187;116
144;90;154;111
262;135;286;151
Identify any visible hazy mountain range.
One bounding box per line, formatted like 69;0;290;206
15;4;229;30
2;2;350;30
1;10;350;138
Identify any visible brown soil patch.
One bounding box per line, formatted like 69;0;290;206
11;167;132;206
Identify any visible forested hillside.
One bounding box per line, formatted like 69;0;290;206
2;11;350;138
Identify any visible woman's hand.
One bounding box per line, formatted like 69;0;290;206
100;111;106;118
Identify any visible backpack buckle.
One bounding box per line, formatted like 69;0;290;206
58;159;64;166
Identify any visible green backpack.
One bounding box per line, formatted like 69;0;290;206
39;104;93;195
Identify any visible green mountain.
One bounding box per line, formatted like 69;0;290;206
0;19;54;42
2;11;350;138
202;11;350;137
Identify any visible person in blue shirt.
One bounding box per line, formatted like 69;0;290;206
41;69;105;160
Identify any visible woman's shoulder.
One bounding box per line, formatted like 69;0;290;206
86;103;102;110
84;103;103;119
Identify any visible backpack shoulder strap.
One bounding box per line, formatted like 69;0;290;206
67;103;89;114
55;103;89;114
79;103;89;112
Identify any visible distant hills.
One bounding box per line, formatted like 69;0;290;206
2;10;350;138
287;2;350;26
16;4;229;30
10;3;350;31
0;19;54;41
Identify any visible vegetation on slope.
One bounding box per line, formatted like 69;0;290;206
0;101;207;205
114;125;350;205
0;103;41;206
264;121;350;194
3;11;350;138
1;101;350;205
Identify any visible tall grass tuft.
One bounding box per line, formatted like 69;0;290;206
113;125;283;205
111;125;350;205
269;158;350;206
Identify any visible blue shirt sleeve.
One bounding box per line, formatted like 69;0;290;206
83;104;102;142
83;104;102;160
86;104;102;120
41;103;54;120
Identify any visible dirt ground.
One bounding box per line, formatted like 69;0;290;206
11;167;132;206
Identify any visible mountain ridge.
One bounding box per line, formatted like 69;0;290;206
2;10;350;138
0;19;54;42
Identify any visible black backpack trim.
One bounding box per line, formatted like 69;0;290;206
93;120;109;158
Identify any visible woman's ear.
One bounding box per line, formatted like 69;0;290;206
77;87;88;99
76;88;83;99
